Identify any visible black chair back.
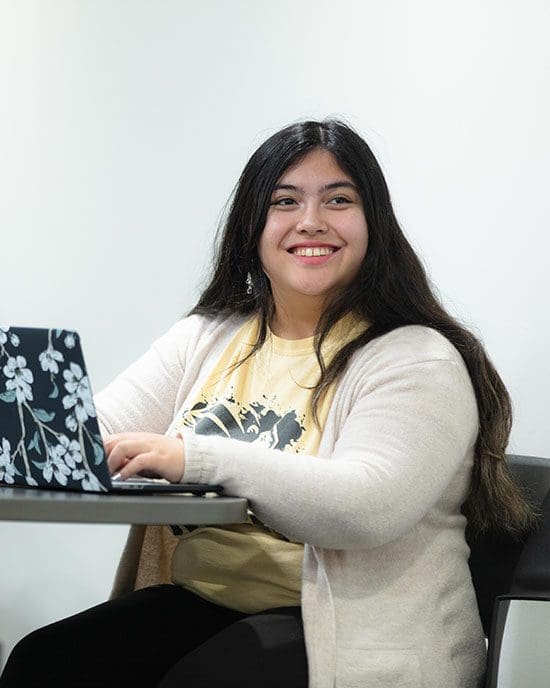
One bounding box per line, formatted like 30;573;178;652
466;454;550;635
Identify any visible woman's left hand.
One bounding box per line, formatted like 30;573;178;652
104;432;185;483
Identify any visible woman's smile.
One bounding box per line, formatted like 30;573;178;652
287;243;342;265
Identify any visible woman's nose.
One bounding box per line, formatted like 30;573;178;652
295;204;327;233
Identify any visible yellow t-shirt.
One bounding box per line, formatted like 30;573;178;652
170;312;369;613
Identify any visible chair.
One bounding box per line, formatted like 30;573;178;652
466;454;550;687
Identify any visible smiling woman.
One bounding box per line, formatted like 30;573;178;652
0;119;536;688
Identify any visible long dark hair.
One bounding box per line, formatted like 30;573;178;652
189;118;535;537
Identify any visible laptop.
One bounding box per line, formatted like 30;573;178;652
0;326;223;496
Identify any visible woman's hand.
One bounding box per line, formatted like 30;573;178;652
103;432;185;483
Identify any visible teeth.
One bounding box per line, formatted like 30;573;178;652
292;247;335;257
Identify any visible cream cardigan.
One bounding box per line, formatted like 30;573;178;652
95;313;486;688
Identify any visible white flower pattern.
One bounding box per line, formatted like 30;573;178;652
62;362;96;424
0;438;16;484
3;355;34;402
45;443;72;485
0;328;20;347
39;347;64;374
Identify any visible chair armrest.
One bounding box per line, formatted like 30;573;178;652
485;595;550;688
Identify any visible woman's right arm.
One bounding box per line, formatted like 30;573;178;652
94;317;193;439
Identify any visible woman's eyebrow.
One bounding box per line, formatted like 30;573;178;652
272;181;359;193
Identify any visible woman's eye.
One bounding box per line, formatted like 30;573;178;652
328;196;351;205
271;198;295;206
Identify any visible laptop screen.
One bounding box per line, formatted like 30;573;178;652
1;326;114;492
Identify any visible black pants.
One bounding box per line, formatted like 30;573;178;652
0;584;308;688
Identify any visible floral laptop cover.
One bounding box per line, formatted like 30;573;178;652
0;326;222;495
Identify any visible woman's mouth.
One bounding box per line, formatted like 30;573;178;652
291;246;336;257
287;246;341;265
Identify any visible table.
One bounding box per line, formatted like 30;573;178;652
0;486;248;525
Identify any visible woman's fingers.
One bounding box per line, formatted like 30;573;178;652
107;439;147;475
103;432;147;454
116;453;157;480
104;433;186;483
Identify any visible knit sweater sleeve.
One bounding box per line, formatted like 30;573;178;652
179;352;479;550
93;317;195;436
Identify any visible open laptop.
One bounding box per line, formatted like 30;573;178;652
0;326;223;496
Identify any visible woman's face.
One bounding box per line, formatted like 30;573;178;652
258;149;368;308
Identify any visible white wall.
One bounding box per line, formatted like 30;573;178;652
1;0;549;667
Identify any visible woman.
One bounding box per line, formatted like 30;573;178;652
1;119;534;688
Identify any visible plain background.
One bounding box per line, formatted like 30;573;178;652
0;0;549;668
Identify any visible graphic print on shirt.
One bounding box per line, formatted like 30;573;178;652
178;387;306;452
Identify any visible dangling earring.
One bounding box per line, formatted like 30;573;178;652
246;272;253;295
